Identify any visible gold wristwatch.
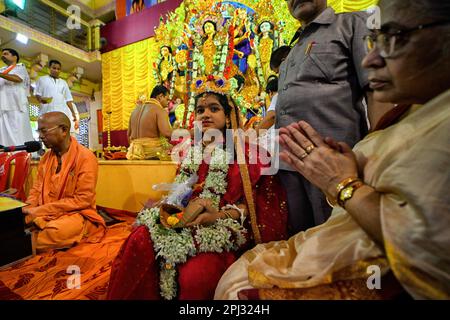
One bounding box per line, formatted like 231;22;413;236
338;181;364;208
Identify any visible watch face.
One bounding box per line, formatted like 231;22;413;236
340;187;353;201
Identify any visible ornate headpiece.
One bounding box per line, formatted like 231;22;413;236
154;22;172;48
191;75;231;97
193;0;215;13
255;2;275;28
197;10;225;34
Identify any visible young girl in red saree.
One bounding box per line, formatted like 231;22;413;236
107;75;287;300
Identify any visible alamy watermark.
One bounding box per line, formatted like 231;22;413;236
66;5;81;30
366;265;382;290
366;5;381;29
66;265;81;289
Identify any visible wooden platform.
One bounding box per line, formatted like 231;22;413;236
95;160;177;212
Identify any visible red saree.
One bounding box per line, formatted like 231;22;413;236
107;146;288;299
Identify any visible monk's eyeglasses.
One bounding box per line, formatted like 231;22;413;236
36;125;61;135
364;20;450;58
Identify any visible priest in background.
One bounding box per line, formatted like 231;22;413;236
126;85;173;160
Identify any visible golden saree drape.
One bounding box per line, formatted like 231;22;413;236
215;89;450;300
126;137;171;160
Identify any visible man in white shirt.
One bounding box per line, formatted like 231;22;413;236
34;60;78;136
0;48;34;146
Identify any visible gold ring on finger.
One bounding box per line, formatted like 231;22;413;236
300;152;308;160
306;145;315;154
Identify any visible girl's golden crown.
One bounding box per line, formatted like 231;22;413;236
191;75;231;96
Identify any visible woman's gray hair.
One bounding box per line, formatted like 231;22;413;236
380;0;450;21
380;0;450;58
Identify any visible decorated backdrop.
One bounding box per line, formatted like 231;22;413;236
103;0;378;131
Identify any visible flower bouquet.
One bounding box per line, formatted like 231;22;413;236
153;173;205;229
159;200;204;229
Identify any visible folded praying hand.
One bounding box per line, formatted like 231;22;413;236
279;121;360;202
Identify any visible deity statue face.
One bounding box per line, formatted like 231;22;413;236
238;8;247;22
160;46;171;57
259;21;272;34
173;37;182;48
175;50;187;66
203;21;216;36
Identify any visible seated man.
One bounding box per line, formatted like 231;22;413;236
22;112;105;251
127;85;173;160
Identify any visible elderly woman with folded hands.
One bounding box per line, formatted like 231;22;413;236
215;0;450;300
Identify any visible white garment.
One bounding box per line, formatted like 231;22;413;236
35;75;75;133
267;93;278;112
266;93;277;132
0;64;30;112
258;94;278;155
72;102;80;137
0;110;34;146
0;64;34;146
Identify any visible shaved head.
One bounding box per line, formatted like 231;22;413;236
39;111;71;130
37;112;72;151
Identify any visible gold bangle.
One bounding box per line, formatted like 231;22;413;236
326;196;336;208
337;181;364;208
335;177;361;197
223;211;234;220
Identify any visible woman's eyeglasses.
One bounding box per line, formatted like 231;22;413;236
364;20;450;58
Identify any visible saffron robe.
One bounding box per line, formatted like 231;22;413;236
25;137;106;250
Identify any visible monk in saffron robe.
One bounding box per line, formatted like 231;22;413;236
22;112;105;251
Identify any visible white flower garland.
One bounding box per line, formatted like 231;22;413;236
216;37;228;75
186;47;200;124
169;61;177;99
153;56;163;84
253;35;267;89
195;219;247;253
136;145;247;300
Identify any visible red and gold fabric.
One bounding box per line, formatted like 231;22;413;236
107;143;288;299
